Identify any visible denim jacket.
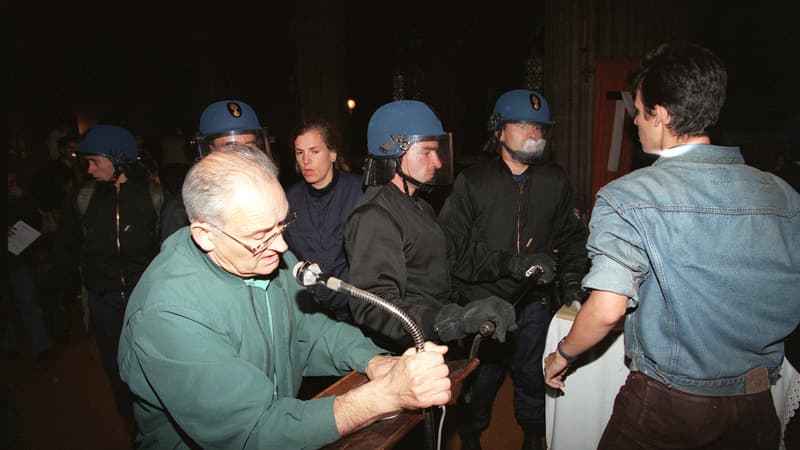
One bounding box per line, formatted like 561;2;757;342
584;144;800;396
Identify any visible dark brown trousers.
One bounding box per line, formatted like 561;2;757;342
598;372;780;450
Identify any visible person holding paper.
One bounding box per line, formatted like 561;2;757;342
6;160;54;363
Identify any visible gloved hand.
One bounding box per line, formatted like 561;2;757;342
434;296;518;343
560;273;589;307
507;253;555;284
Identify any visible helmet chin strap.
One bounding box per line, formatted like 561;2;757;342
110;167;123;184
109;164;130;185
396;166;432;195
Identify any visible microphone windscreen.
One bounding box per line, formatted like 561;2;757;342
292;261;304;279
293;260;322;286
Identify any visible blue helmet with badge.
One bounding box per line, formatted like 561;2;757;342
483;89;555;158
488;89;554;131
198;100;261;137
190;99;273;162
363;100;452;190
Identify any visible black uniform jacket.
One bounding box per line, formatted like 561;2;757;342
55;166;160;294
438;156;587;303
344;182;454;351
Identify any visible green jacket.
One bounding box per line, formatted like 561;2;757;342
118;228;385;449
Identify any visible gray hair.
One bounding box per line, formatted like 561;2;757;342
182;144;280;225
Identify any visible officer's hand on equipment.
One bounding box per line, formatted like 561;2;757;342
464;296;518;343
561;273;589;307
507;253;555;284
434;296;517;343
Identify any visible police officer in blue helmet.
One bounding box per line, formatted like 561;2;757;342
162;100;275;242
77;125;140;184
362;100;454;194
57;125;162;427
439;89;588;450
344;100;517;354
191;99;274;162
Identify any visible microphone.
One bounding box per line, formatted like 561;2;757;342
525;265;545;279
293;261;425;352
509;265;545;312
293;260;325;287
295;261;442;450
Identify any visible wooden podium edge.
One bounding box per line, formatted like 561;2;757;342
314;358;480;449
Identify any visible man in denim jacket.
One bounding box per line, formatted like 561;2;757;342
544;43;800;449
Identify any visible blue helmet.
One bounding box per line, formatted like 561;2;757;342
198;100;262;137
367;100;446;158
488;89;554;131
192;100;272;160
364;100;452;188
77;125;138;166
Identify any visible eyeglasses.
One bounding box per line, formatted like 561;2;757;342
212;210;297;256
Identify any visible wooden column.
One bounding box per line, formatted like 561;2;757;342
542;0;688;212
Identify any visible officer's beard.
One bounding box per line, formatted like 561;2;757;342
505;138;547;164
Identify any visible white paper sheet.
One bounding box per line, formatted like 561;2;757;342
8;220;41;256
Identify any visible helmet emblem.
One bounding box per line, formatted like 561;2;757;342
530;94;541;111
227;102;242;118
380;135;410;154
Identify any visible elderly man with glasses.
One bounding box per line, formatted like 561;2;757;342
117;145;452;449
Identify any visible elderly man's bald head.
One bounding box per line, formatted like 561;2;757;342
183;144;280;226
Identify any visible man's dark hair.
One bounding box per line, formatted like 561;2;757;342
632;43;727;138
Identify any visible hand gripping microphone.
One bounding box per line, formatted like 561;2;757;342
293;261;425;352
293;261;444;450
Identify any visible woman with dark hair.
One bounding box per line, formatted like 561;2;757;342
283;118;362;321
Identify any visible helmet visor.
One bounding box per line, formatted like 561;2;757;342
192;127;273;161
503;121;552;140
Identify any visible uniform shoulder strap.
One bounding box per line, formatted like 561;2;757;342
76;180;96;217
148;179;168;240
148;179;165;217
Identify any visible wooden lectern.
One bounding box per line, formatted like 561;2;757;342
313;358;480;449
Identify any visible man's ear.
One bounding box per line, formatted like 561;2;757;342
190;222;216;252
498;125;506;143
654;104;671;127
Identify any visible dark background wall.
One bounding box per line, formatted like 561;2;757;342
7;1;797;196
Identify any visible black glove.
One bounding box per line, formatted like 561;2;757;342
434;296;518;343
560;272;589;306
507;253;555;284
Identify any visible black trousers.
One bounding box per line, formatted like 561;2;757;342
460;300;552;436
